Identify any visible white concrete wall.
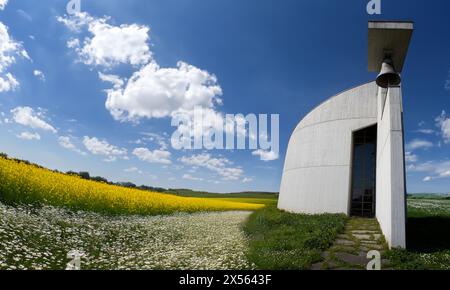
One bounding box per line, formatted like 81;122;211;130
376;86;406;248
279;81;407;249
278;82;378;214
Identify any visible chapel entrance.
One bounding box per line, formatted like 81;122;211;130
350;125;377;218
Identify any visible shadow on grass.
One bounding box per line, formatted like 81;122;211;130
407;217;450;252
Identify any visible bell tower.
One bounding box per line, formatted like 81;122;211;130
368;21;414;248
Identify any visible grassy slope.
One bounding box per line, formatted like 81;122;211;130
243;206;347;270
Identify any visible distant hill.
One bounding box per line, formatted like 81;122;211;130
408;193;450;200
167;188;279;199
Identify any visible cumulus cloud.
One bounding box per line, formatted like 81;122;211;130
405;139;433;151
83;136;128;161
132;147;171;165
11;106;57;133
179;153;244;181
58;136;87;156
103;61;222;122
436;111;450;144
16;131;40;141
59;12;223;123
252;149;279;161
0;21;29;92
58;12;152;68
33;70;45;81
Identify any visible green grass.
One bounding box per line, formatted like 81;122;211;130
215;198;278;206
386;198;450;270
168;189;278;199
243;206;347;270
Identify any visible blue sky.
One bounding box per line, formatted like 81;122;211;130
0;0;449;193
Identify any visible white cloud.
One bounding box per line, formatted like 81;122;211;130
0;0;8;10
57;12;95;32
405;139;433;151
83;136;128;161
132;147;171;165
423;170;450;182
407;161;436;173
409;160;450;182
0;72;18;92
252;149;279;162
139;132;169;150
1;111;10;124
182;174;203;181
0;21;29;92
59;13;223;123
33;70;45;81
98;72;123;89
67;38;80;49
436;111;450;144
58;136;87;155
179;153;244;181
405;152;418;163
58;12;152;68
124;167;143;174
415;129;435;135
11;106;57;133
242;177;253;183
104;61;222;122
17;131;40;141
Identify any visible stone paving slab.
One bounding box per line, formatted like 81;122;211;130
311;218;391;270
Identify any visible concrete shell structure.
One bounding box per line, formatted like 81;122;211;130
278;21;413;249
279;82;378;215
278;82;407;248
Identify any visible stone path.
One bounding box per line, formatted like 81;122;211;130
311;218;392;270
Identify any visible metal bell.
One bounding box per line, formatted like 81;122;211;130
376;59;401;88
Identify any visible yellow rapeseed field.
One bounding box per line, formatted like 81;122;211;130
0;157;264;215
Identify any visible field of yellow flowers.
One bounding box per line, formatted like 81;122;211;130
0;157;263;215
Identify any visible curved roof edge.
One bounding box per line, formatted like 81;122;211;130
294;81;376;130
